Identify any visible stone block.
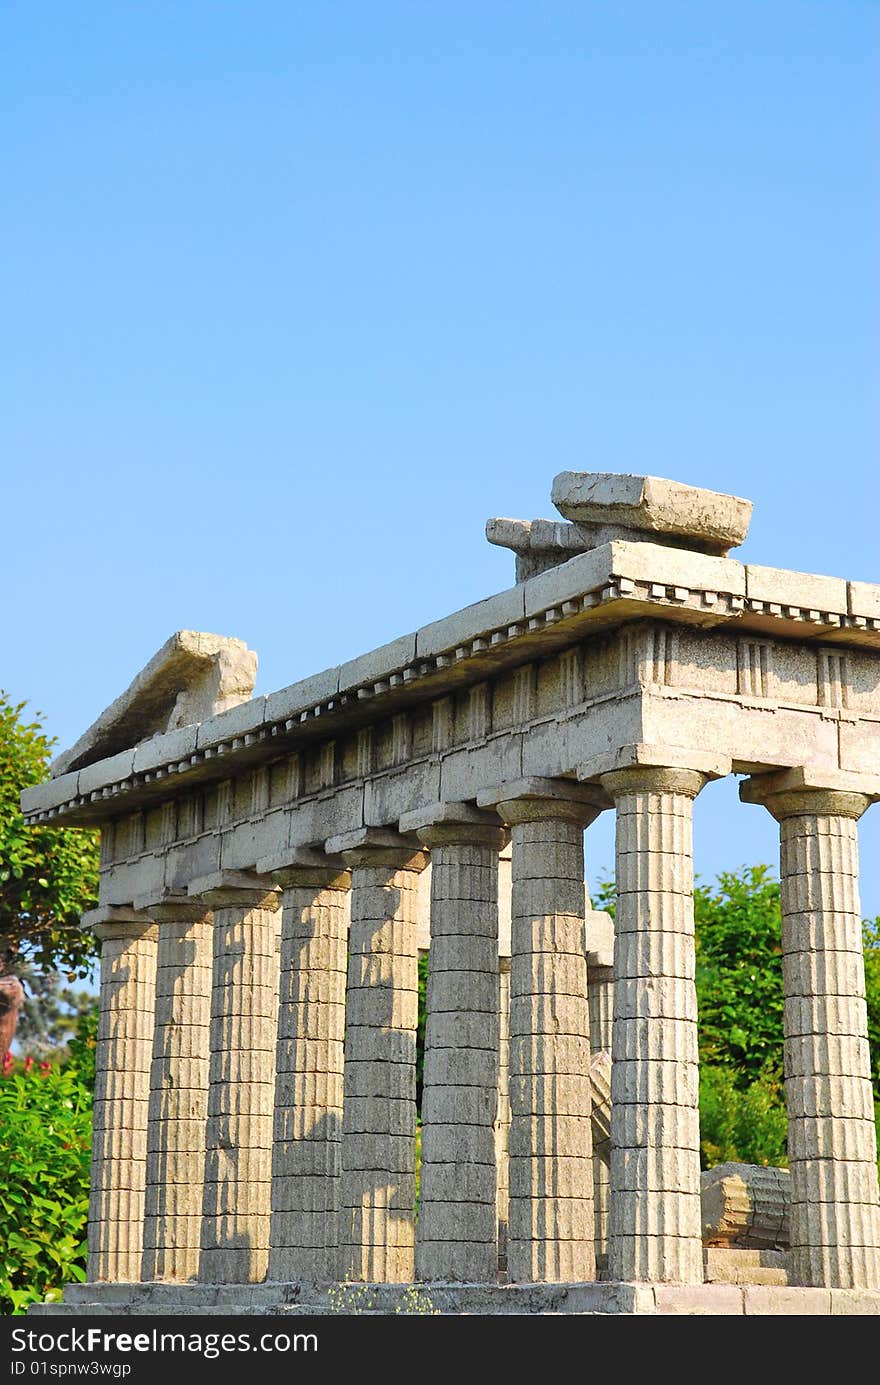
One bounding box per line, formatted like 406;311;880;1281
416;586;526;661
652;1283;744;1315
585;910;614;967
288;785;365;849
264;667;342;724
339;634;417;692
522;547;613;618
605;539;746;598
365;763;442;827
79;749;135;795
743;1286;833;1315
196;696;268;750
848;580;880;621
830;1289;880;1315
745;564;847;615
439;737;525;803
132;726;199;776
20;769;81;817
551;471;752;553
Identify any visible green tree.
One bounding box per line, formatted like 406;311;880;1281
15;968;96;1060
0;693;100;1058
693;865;784;1083
0;1006;96;1314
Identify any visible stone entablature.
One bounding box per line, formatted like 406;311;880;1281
22;538;880;837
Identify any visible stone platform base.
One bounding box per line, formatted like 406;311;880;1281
29;1280;880;1316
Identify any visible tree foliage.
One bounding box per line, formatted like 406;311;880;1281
0;1007;96;1314
594;864;880;1167
0;692;99;978
15;968;97;1059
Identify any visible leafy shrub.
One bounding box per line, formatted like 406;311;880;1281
699;1063;788;1169
0;1008;95;1313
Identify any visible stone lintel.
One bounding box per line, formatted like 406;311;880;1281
81;905;156;943
578;743;731;785
477;775;607;826
187;870;280;910
550;471;753;555
256;845;350;890
325;826;428;872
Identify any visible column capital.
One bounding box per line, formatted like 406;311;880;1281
81;905;157;943
399;800;508;850
578;743;730;789
132;888;209;923
599;766;707;799
256;845;350;891
187;870;280;910
324;826;428;872
476;776;606;827
740;766;877;822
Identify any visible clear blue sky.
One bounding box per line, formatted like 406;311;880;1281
3;2;878;909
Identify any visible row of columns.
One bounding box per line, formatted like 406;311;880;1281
86;764;880;1290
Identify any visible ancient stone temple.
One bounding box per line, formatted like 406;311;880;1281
22;472;880;1315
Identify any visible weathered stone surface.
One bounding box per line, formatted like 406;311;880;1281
141;899;213;1283
192;885;280;1285
338;846;426;1282
268;874;348;1281
602;766;705;1285
742;776;880;1291
87;913;158;1283
24;471;880;1316
495;787;598;1283
551;471;752;554
415;818;503;1282
52;632;257;777
701;1164;790;1250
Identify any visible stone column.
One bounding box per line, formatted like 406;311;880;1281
496;842;512;1275
400;803;507;1282
139;894;213;1283
586;909;615;1269
82;906;158;1282
599;766;706;1285
258;847;350;1281
326;827;428;1283
496;955;511;1276
741;771;880;1289
478;778;601;1283
187;871;280;1284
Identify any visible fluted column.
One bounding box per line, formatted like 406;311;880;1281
187;871;280;1284
496;843;512;1275
599;766;707;1285
586;909;615;1268
140;894;213;1282
259;847;350;1281
478;778;601;1283
326;827;428;1283
82;906;158;1282
741;772;880;1289
496;955;511;1276
401;803;507;1282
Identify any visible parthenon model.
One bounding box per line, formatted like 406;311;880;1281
22;471;880;1315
